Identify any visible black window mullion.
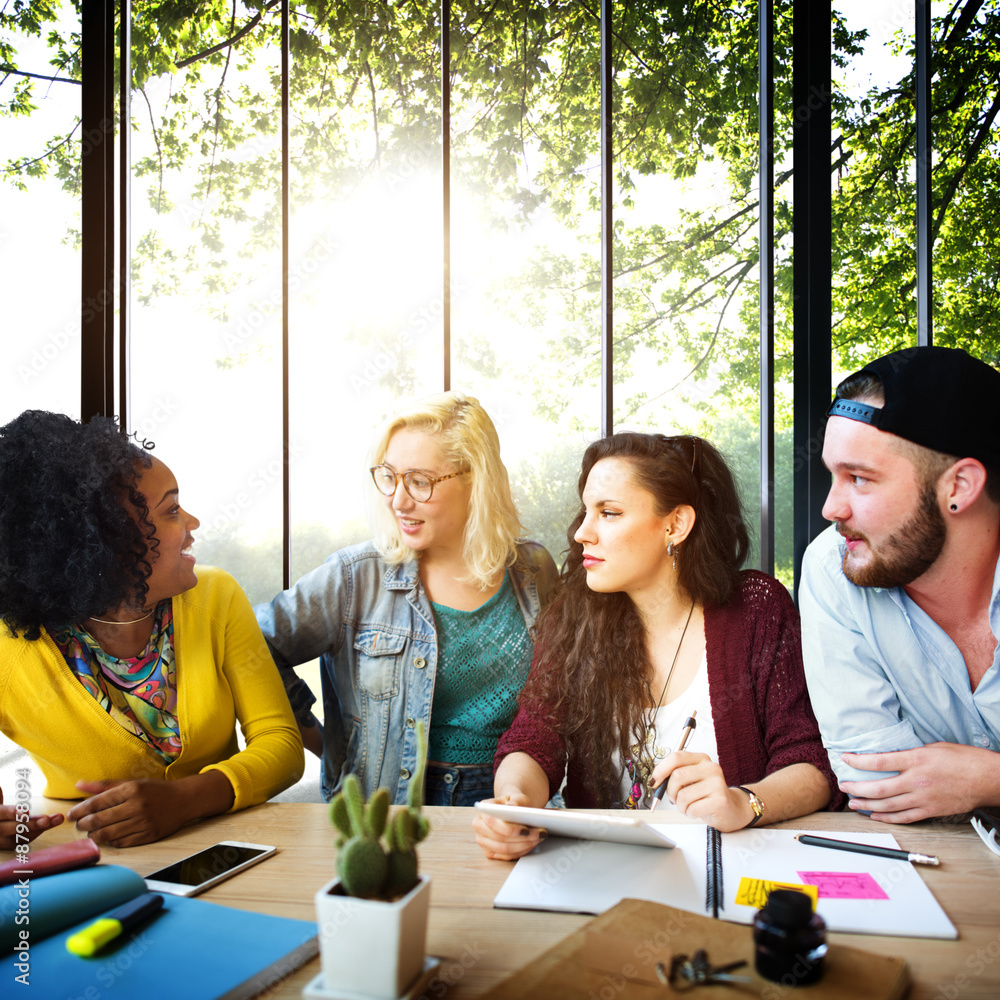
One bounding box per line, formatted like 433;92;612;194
442;0;452;392
599;0;614;437
81;0;116;421
281;0;291;591
915;0;933;347
758;0;775;575
118;0;132;429
791;0;833;595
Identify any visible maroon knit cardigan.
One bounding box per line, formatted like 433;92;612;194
494;570;846;812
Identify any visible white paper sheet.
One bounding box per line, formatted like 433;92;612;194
492;825;957;939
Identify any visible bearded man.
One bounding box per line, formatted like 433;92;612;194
800;346;1000;823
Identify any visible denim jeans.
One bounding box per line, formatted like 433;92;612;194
423;763;495;807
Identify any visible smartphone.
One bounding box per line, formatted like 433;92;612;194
143;841;276;896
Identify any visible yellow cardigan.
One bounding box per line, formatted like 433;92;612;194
0;566;304;811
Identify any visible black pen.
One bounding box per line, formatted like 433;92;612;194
795;834;940;866
649;710;697;812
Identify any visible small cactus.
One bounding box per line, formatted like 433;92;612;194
337;832;388;898
328;720;430;900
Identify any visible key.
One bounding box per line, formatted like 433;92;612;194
666;950;753;988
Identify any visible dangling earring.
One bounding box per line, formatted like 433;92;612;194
667;541;677;572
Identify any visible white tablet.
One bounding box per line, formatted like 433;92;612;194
474;801;675;849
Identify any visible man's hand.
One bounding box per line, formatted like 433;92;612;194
840;742;1000;823
66;772;235;848
0;785;64;851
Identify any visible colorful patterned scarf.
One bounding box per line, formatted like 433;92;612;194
52;601;181;763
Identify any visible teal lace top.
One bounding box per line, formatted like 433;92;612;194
428;571;533;764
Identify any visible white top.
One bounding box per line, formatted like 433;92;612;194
617;652;718;809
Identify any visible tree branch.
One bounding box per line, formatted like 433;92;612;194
202;0;238;203
607;159;801;284
174;0;282;70
941;0;985;51
626;259;753;416
1;68;81;85
139;87;165;214
933;86;1000;242
365;61;380;168
4;122;80;173
576;0;654;74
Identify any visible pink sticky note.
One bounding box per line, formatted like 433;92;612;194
796;871;889;900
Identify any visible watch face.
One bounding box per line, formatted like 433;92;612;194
739;786;764;820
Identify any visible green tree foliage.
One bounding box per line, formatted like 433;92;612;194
3;1;997;418
830;0;1000;369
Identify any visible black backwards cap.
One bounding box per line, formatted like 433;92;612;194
827;346;1000;468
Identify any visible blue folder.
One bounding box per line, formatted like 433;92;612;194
0;864;318;999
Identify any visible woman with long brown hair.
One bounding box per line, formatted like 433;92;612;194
474;432;841;859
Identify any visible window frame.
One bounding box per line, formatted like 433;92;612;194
77;0;935;594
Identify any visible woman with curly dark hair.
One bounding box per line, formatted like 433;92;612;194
474;432;842;860
0;411;303;849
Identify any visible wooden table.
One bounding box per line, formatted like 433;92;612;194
24;800;1000;999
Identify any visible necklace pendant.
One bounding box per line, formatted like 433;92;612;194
644;724;669;761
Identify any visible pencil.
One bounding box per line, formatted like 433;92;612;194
795;833;940;866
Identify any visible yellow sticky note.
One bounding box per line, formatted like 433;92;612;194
735;877;819;910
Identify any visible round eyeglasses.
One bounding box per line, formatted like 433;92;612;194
369;465;468;503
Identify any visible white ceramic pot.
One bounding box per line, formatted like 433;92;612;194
314;874;431;999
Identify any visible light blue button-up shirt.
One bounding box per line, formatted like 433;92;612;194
800;524;1000;783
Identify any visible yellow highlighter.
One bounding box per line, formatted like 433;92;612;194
66;892;164;957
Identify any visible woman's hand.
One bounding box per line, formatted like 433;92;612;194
66;771;235;848
472;792;548;861
651;751;755;833
0;786;64;851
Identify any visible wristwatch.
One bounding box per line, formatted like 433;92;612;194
735;785;765;828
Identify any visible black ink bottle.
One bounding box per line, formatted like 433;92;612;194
753;888;827;985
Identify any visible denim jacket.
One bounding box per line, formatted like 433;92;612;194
255;539;557;802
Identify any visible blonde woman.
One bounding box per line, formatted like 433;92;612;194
256;392;557;806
